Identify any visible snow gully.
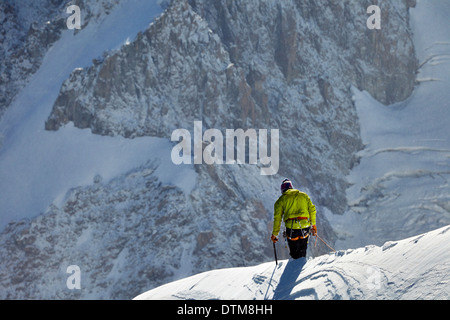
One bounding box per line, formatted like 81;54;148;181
171;121;279;175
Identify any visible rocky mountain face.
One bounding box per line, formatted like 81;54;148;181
1;0;417;299
45;0;417;212
0;0;124;118
0;0;64;118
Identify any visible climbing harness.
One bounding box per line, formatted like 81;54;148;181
285;216;310;241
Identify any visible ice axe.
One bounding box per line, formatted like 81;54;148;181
273;241;278;266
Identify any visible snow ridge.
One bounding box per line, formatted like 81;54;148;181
135;225;450;300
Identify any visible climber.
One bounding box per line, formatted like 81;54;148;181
271;179;317;259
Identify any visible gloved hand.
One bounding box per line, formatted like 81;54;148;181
311;225;317;236
271;234;278;243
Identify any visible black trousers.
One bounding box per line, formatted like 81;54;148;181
286;227;310;259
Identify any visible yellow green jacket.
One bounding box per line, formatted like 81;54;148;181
272;189;316;236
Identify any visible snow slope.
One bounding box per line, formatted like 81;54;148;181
134;225;450;300
326;0;450;249
0;0;197;229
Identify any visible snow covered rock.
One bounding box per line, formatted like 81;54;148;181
44;0;417;224
0;0;64;118
0;0;125;119
330;0;450;249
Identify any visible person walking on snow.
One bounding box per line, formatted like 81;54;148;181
271;179;317;259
